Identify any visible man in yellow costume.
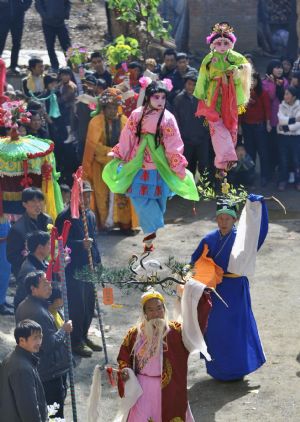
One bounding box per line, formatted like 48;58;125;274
82;88;137;233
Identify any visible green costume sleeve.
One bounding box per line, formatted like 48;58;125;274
193;53;213;100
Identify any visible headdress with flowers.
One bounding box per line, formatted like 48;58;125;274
91;88;124;117
139;76;173;93
206;22;236;45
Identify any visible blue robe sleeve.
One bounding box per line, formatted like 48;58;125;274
248;194;269;250
191;238;206;264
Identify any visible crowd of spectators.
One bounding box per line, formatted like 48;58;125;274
2;47;300;192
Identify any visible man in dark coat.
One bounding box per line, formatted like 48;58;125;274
55;181;102;357
14;230;49;310
15;271;72;418
35;0;71;70
6;187;52;278
173;72;211;176
0;319;47;422
0;0;32;73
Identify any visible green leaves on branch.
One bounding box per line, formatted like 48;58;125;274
197;170;248;206
108;0;171;42
75;256;186;296
103;35;141;66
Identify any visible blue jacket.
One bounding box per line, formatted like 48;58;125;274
0;0;32;20
35;0;71;26
55;206;101;273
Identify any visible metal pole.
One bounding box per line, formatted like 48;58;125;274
58;237;78;422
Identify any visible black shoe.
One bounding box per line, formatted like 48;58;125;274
72;343;93;357
85;338;103;352
120;229;139;236
0;304;14;316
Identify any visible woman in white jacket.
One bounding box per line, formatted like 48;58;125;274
277;86;300;191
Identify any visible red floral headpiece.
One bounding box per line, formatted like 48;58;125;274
206;22;236;45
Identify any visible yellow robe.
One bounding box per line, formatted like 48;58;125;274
82;113;137;229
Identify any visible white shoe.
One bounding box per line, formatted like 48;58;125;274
64;136;74;144
288;172;295;183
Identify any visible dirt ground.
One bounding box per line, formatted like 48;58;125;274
1;189;300;422
5;0;107;53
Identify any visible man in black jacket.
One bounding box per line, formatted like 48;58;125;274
173;72;211;176
0;0;32;73
6;187;52;278
15;270;72;418
0;319;47;422
35;0;71;70
14;230;49;309
55;181;102;357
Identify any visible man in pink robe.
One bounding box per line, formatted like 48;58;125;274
117;289;212;421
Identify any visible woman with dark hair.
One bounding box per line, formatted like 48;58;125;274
281;56;294;82
241;72;271;185
277;86;300;191
103;78;198;251
263;59;289;174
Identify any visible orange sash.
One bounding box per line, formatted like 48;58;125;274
193;244;224;289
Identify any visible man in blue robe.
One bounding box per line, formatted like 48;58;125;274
191;195;268;381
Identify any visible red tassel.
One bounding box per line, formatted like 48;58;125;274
140;185;148;196
141;170;149;181
106;367;116;386
41;162;52;193
117;371;125;398
61;220;71;246
46;261;53;282
155;185;162;196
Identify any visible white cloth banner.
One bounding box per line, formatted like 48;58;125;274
113;368;143;422
228;199;262;277
181;278;211;361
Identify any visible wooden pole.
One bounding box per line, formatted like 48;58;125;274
58;237;78;422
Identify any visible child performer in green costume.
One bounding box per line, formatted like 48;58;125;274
194;22;252;176
103;77;199;252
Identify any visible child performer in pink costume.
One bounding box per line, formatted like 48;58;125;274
194;22;251;176
103;77;198;251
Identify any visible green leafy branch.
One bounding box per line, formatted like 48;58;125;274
75;256;187;296
197;170;248;207
108;0;171;55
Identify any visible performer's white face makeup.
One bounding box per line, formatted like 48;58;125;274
149;92;166;110
212;38;233;54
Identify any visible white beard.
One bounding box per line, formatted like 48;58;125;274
139;317;168;356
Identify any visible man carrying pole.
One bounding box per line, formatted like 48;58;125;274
55;172;102;358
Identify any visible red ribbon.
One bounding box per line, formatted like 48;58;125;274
117;371;125;398
106;367;116;386
46;221;71;281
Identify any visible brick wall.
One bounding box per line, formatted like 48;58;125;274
188;0;258;55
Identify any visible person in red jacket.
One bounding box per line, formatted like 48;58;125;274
241;72;271;186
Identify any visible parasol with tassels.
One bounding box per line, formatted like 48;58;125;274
0;101;63;220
